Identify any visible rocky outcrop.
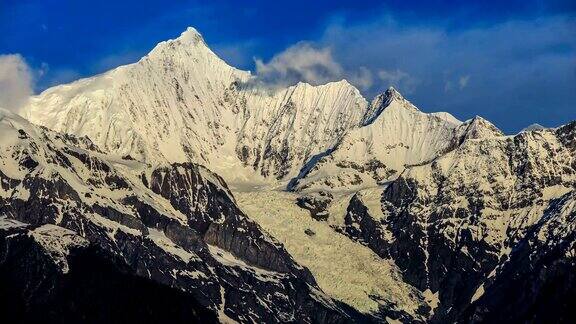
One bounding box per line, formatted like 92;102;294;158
340;193;389;259
463;191;576;323
148;162;236;233
297;191;333;221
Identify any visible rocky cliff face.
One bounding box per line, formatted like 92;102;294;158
334;122;576;322
464;190;576;323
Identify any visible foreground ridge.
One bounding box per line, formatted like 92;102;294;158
0;108;368;323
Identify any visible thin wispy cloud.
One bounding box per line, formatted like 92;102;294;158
377;69;419;93
348;66;373;91
94;51;142;72
458;75;470;90
213;39;262;69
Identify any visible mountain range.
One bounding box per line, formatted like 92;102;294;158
1;27;575;323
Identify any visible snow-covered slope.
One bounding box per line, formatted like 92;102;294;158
24;28;248;167
235;190;428;322
236;80;366;182
290;87;463;191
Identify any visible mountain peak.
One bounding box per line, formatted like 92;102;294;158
380;86;410;107
290;79;356;91
361;87;417;125
521;123;545;133
456;115;504;141
334;79;353;86
146;26;209;59
385;86;403;100
176;27;205;45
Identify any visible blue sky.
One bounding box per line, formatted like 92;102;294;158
1;0;575;132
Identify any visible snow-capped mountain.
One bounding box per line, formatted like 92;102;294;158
3;27;575;323
23;27;367;188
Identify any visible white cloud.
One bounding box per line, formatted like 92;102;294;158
444;80;453;93
377;68;419;93
458;75;470;89
0;54;34;113
444;75;471;92
253;42;381;92
254;42;343;87
377;69;409;84
349;66;373;91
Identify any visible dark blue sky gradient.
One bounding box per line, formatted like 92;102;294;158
1;0;575;132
